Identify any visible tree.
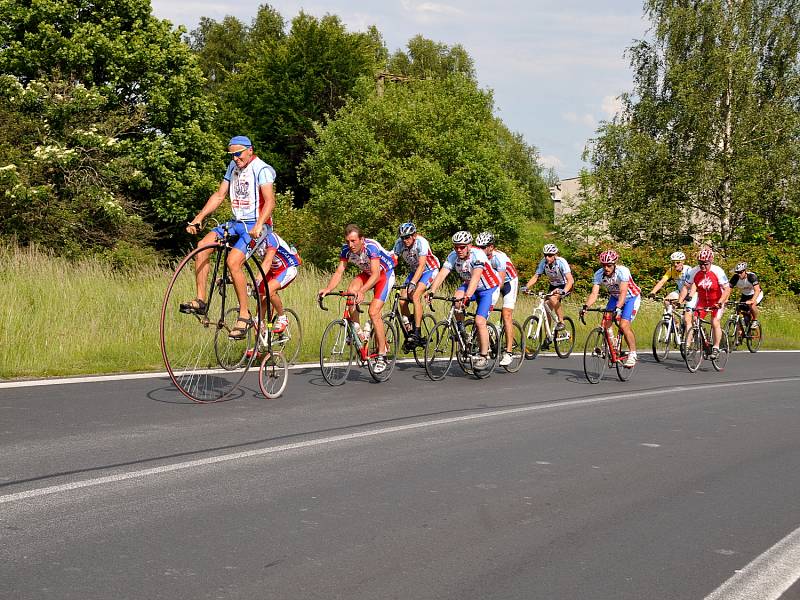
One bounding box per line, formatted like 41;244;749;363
213;12;386;203
387;35;475;80
299;75;550;266
587;0;800;247
0;0;221;253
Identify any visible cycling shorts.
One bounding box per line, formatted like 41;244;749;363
549;284;567;294
257;266;298;294
696;305;725;321
740;291;763;305
404;269;438;288
355;270;395;303
499;278;519;310
605;294;641;322
458;284;499;319
213;220;273;255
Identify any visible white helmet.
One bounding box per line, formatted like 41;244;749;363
475;231;495;247
452;231;473;245
734;261;748;272
543;244;558;255
670;251;686;261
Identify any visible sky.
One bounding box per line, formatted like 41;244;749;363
150;0;651;179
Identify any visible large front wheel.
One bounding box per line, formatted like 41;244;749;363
554;316;576;358
319;319;353;386
424;321;455;381
161;243;259;403
583;327;608;384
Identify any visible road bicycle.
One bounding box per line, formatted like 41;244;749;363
650;296;686;362
725;301;763;353
490;307;525;373
521;290;575;359
160;219;277;403
318;292;399;385
682;306;730;373
383;283;437;368
579;308;638;384
424;296;500;380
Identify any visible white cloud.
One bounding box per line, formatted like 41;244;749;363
562;112;596;127
601;94;624;118
538;154;565;170
400;0;464;21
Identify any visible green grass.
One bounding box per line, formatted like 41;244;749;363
1;244;798;379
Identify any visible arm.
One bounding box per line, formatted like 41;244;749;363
748;283;762;304
650;274;670;296
563;271;574;294
677;282;695;304
427;267;450;296
584;284;601;309
718;284;732;307
525;273;539;288
616;280;630;307
187;180;229;233
410;259;427;288
464;267;483;300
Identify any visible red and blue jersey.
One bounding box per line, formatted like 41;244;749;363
487;249;518;283
340;238;395;274
263;232;301;273
391;235;440;273
443;247;501;291
687;264;729;306
592;264;641;299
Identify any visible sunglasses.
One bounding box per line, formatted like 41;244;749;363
602;262;616;267
698;261;711;265
400;234;413;240
672;261;683;264
228;147;251;158
544;253;555;257
454;244;469;250
476;245;488;249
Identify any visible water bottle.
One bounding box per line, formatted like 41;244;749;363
401;315;411;333
353;322;365;343
363;320;372;341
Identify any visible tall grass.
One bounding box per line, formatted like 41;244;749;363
1;244;798;379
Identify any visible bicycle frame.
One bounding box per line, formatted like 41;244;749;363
430;296;472;355
318;292;372;364
582;309;627;364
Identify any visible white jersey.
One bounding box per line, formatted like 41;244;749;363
535;256;571;287
224;156;276;223
391;235;440;272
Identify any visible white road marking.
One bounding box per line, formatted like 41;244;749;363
1;352;799;388
1;377;797;505
704;523;800;600
640;443;661;448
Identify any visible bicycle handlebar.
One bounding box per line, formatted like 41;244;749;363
578;306;616;326
317;291;364;313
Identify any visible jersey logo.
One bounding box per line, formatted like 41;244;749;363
697;276;714;290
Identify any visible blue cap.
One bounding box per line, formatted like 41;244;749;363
228;135;252;148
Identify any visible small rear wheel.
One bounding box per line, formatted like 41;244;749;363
554;316;576;358
259;352;288;398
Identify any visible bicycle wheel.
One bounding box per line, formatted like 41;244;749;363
456;320;476;375
500;320;525;373
272;307;302;365
522;315;542;359
683;325;703;373
471;321;499;379
712;330;730;372
615;335;638;381
554;316;576;358
319;319;353;386
368;317;399;382
424;320;455;381
215;307;253;370
725;318;741;350
651;320;672;362
259;351;288;398
746;321;763;353
160;244;259;403
583;327;608;384
412;313;437;368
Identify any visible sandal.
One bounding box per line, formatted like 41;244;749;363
179;298;207;315
228;316;253;340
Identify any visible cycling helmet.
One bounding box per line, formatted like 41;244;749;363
598;249;619;264
734;261;748;272
452;231;473;245
475;231;495;247
698;248;714;262
398;222;416;236
669;251;686;261
543;244;559;255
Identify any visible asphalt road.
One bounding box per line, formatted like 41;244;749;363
1;352;799;599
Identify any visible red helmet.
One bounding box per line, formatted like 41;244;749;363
698;248;714;262
598;249;619;264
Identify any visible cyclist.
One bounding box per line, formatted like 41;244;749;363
648;250;693;316
524;244;574;331
475;231;519;367
181;135;276;340
729;262;763;328
319;224;396;374
580;249;641;367
426;231;501;370
677;248;731;360
255;231;301;334
390;222;440;351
